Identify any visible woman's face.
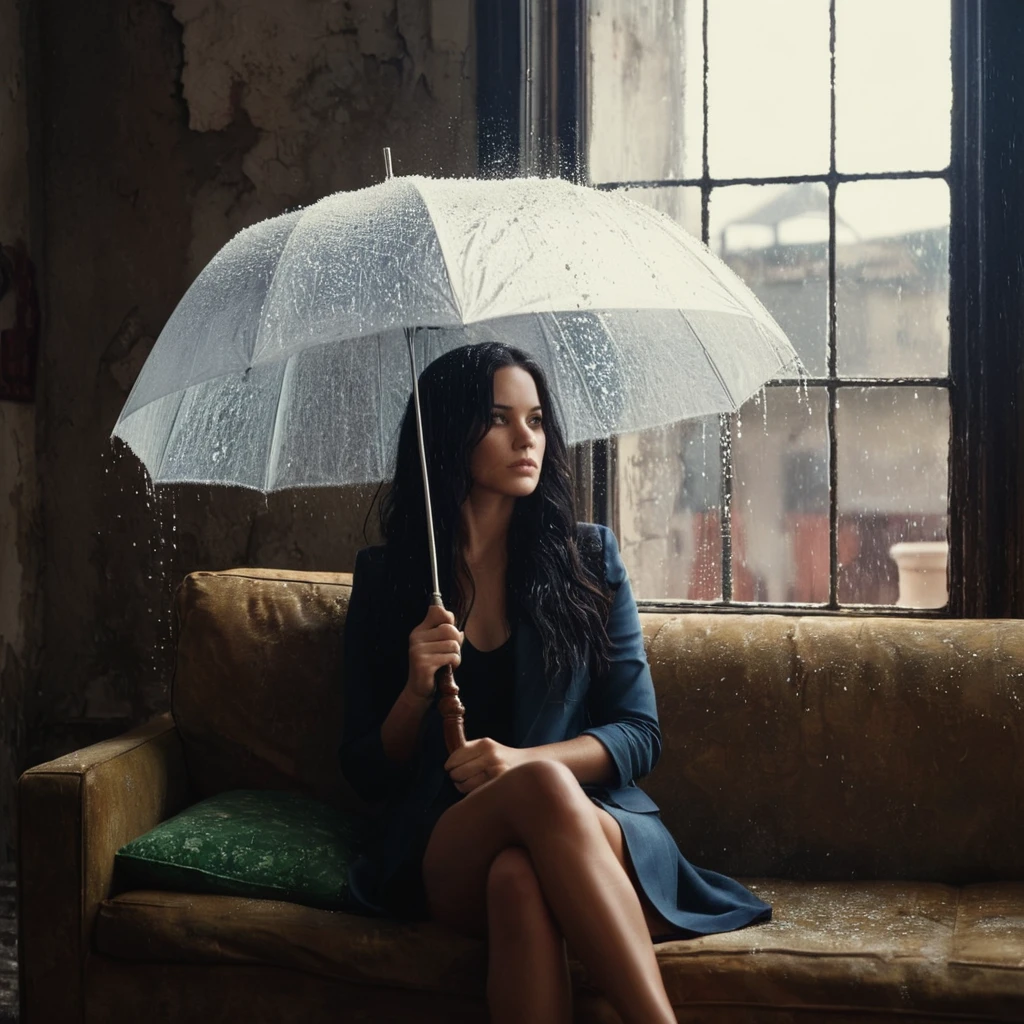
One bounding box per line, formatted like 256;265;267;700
468;365;546;498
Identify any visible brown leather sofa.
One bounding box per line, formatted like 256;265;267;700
18;567;1024;1023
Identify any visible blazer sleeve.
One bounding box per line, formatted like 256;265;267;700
338;548;416;803
580;524;663;789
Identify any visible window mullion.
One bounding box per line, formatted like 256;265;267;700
702;0;735;602
720;415;734;602
827;0;839;609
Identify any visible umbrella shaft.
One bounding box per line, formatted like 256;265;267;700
406;328;466;753
406;327;443;605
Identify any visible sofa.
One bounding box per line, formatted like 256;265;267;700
17;565;1024;1023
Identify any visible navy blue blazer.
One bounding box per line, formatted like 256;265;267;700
339;523;771;938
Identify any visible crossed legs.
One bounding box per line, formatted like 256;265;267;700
421;760;677;1024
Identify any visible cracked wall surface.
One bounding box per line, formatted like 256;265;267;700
165;0;475;276
6;0;475;860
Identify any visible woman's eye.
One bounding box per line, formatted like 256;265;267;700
491;412;506;424
531;416;544;427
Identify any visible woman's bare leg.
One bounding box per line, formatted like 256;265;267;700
422;760;676;1024
485;823;669;1024
485;847;571;1024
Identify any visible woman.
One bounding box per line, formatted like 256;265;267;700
340;342;770;1024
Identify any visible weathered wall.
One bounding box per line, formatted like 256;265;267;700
587;0;695;599
0;0;42;865
16;0;476;842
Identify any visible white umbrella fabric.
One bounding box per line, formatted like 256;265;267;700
112;174;800;493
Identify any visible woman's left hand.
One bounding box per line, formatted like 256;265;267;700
444;738;530;794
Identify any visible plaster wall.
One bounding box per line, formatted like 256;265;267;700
586;0;694;599
19;0;476;843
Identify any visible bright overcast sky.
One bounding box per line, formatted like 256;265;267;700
592;0;953;244
705;0;951;241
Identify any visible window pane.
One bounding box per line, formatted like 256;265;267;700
733;386;829;603
616;418;721;601
835;0;951;174
711;183;828;376
836;387;949;606
587;0;701;183
707;0;830;179
836;179;949;378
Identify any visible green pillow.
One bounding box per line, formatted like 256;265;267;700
114;788;371;912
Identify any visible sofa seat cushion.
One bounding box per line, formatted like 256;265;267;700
95;889;489;997
95;880;1024;1017
661;880;1024;1018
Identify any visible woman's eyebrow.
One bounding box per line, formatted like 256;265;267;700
492;403;543;412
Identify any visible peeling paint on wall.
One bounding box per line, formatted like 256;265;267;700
164;0;476;275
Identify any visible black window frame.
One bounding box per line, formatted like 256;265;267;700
476;0;1024;619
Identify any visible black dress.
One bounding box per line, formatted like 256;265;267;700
355;624;518;917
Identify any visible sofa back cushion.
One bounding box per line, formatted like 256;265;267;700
172;568;357;809
640;613;1024;883
172;569;1024;881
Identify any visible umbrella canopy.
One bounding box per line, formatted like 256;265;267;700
112;174;800;491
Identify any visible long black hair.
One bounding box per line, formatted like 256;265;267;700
379;342;612;683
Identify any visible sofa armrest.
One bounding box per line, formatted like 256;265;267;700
17;712;191;1024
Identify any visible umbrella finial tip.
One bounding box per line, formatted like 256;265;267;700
383;147;394;181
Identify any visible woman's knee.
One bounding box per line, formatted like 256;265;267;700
502;759;592;828
486;846;541;911
486;846;558;942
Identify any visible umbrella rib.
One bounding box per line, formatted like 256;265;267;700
264;357;296;491
410;180;466;324
544;312;605;434
760;319;804;376
377;334;386;480
153;388;191;482
251;213;305;366
676;308;740;408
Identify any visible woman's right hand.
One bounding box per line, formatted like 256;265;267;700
406;604;464;700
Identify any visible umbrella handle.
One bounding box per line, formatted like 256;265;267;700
432;593;466;753
429;589;466;753
435;663;466;754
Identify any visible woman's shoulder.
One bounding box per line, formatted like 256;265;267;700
574;522;626;588
353;543;388;570
351;544;386;589
574;521;618;545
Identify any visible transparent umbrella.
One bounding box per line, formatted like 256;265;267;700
112;163;801;749
113;170;799;494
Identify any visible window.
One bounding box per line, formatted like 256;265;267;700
477;0;1024;618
